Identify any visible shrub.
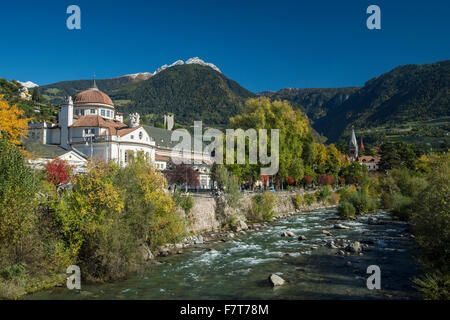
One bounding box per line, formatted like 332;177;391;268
173;190;194;215
414;273;450;300
317;175;333;185
346;189;377;215
292;194;303;209
391;193;414;221
303;193;316;206
316;186;332;202
337;200;356;219
249;192;276;222
327;192;340;205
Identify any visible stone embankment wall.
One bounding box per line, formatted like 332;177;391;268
186;191;333;234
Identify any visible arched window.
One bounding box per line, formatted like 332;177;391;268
139;131;143;140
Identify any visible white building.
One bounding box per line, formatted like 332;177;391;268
26;83;214;189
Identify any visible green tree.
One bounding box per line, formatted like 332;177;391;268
379;141;416;172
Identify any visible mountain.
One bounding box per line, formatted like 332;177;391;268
110;64;255;127
313;60;450;141
259;87;360;122
39;57;222;106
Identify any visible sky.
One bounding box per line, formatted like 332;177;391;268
0;0;449;92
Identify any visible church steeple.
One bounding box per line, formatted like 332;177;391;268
349;128;359;160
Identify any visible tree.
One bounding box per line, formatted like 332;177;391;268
166;163;200;188
0;96;32;145
45;158;73;186
229;97;311;184
31;87;44;103
0;138;38;263
379;142;416;172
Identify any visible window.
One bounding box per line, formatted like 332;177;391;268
124;151;128;163
139;132;143;140
106;110;110;117
101;109;105;116
80;109;85;116
90;109;95;114
130;135;134;140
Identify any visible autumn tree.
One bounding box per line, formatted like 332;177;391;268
229;97;311;186
45;158;73;186
166;163;200;188
0;95;32;145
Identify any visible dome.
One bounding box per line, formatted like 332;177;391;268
74;88;114;106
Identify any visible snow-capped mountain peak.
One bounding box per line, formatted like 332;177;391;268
153;57;221;75
17;80;39;88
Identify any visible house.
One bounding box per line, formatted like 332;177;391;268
358;155;381;172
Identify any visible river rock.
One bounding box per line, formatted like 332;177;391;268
346;261;352;267
368;217;378;225
322;230;333;236
268;274;286;287
237;220;248;231
298;235;308;241
194;235;204;244
227;233;235;239
326;241;338;249
159;248;170;257
138;245;154;261
345;241;362;254
334;224;350;230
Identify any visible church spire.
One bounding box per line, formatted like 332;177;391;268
349;127;359;160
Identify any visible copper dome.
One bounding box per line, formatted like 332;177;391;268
74;89;114;106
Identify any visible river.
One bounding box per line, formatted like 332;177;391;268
26;208;419;300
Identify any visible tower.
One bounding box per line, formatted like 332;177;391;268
349;128;358;161
164;114;174;131
59;96;74;149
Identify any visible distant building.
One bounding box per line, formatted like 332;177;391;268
358;155;381;172
348;128;380;171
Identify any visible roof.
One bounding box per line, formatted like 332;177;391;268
71;115;128;135
142;125;207;150
74;88;114;106
23;139;72;158
117;126;140;137
359;155;381;163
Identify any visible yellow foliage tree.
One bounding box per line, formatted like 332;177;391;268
0;95;32;145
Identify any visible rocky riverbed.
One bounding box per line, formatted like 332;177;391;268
26;208;419;300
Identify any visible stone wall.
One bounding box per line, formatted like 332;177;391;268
186;191;331;234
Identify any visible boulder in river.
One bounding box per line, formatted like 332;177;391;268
322;230;333;236
159;248;170;257
298;235;308;241
345;241;362;254
368;217;378;225
268;274;286;287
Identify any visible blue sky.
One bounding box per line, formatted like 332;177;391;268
1;0;449;92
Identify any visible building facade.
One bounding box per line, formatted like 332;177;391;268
27;84;213;189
